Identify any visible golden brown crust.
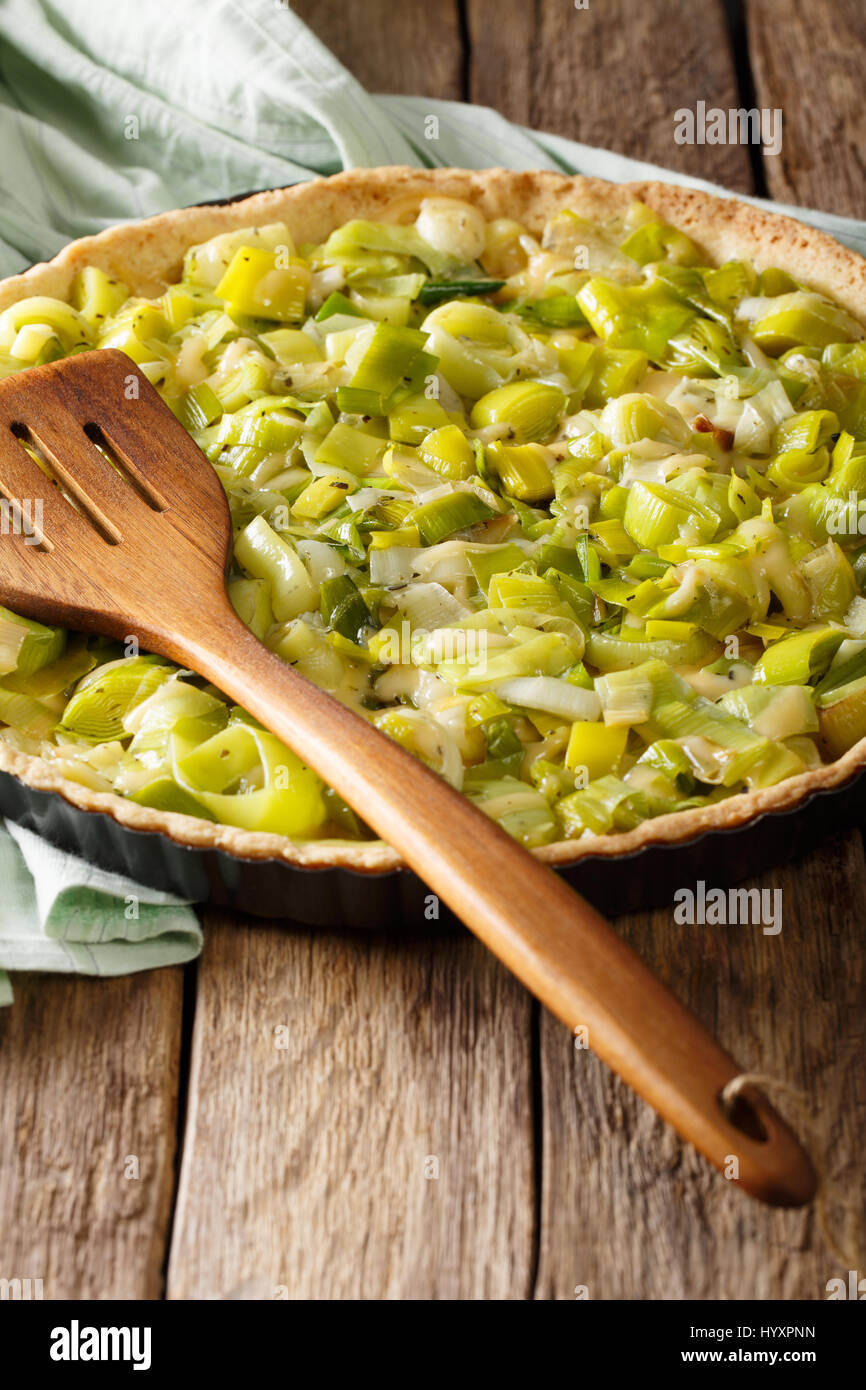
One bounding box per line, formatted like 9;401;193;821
2;166;865;874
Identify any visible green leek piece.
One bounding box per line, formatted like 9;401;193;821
601;392;691;447
355;273;426;301
124;682;228;766
799;541;857;620
215;247;309;321
565;721;628;778
818;678;866;756
487;571;564;614
388;392;452;446
210;356;272;413
418;424;476;480
440;631;576;693
172;722;327;836
827;431;866;495
320;575;372;644
408;490;495;544
583;347;648;408
717;683;817;739
483;717;524;769
623;480;718;551
537;541;584;580
0;640;96;700
744;741;810;789
130;778;217;821
665;317;741;375
767;446;832;492
757;268;799;297
183;223;295;287
636;738;696;793
510;295;588;329
600;664;653;722
591;519;639;560
228;576;274;641
0;688;58;740
234;516;317;621
59;657;173;742
177;382;223;432
619;215;702;267
336;322;431;416
269;620;345;689
576;279;695;360
258;328;325;366
470;381;566;443
467;691;511;727
465;773;558;847
576;535;602;583
651;264;729;325
556;342;599;402
753;628;844;685
553;457;591;502
346;291;412;326
814;647;866;704
822;341;866;382
751;292;862;356
418;279;506;306
703;260;756;312
556;775;648;836
315;512;366;563
569;425;608;464
0;297;94;356
773;409;839;455
320;218;460;278
214;396;305;451
315;291;365;322
0;607;66;678
70;266;130;327
292;474;355;520
487;442;555;502
421;326;507;398
468;544;528;592
161;283;222;331
634;661;770;785
585;628;717;672
314;421;386;475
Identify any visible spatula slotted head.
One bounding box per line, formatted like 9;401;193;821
0;350;232;654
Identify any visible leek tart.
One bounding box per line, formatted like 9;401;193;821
1;167;866;874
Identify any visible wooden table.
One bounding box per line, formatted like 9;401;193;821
1;0;864;1301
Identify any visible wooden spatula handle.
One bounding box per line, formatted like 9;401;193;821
169;603;815;1207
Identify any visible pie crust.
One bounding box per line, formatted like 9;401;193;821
1;166;865;873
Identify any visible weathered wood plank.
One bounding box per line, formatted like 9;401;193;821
466;0;752;190
292;0;463;101
0;969;183;1300
166;917;534;1299
534;836;866;1298
749;0;866;216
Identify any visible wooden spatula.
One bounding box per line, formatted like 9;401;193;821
0;349;816;1205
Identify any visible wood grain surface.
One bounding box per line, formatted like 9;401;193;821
1;0;863;1302
0;970;183;1299
166;917;534;1300
466;0;753;192
292;0;464;101
749;0;866;216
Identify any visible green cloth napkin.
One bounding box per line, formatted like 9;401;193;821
0;822;201;1005
0;0;865;1004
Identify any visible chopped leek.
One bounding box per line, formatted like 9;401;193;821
1;199;863;845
